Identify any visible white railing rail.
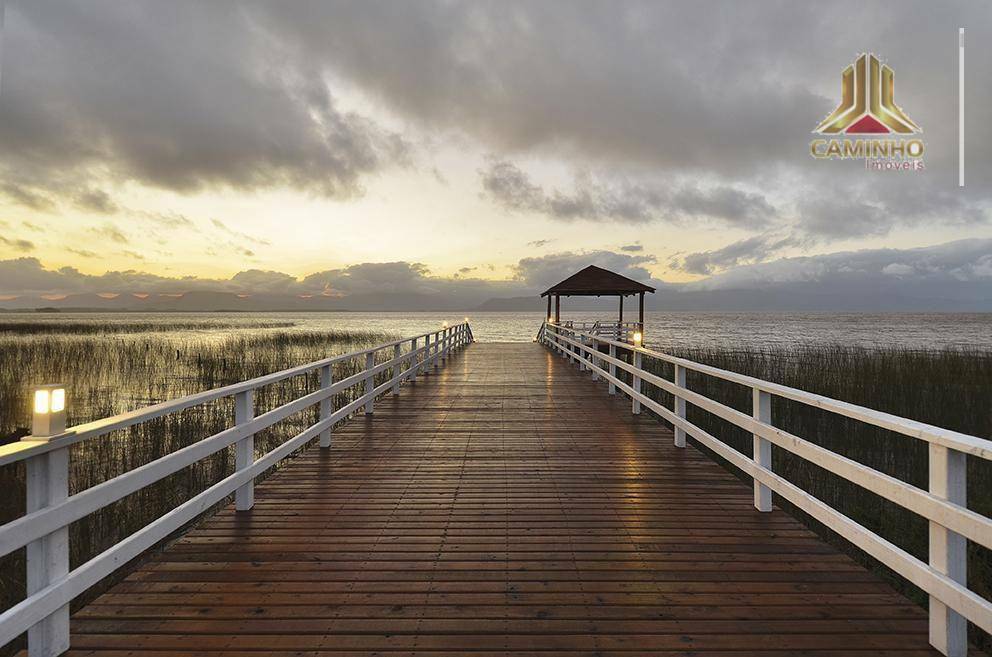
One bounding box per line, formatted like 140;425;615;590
560;320;641;343
540;321;991;657
0;322;474;656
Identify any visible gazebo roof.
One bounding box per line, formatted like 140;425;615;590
540;265;656;297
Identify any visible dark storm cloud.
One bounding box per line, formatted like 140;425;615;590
257;0;991;234
0;1;409;210
1;1;989;240
481;160;776;227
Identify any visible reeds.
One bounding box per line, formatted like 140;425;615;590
0;325;401;646
0;320;295;335
631;344;991;651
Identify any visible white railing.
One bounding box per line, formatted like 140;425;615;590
557;320;641;343
0;322;473;656
541;321;991;657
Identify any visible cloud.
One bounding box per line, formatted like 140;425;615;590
75;189;119;214
0;239;990;311
689;239;992;292
0;2;411;211
89;223;128;244
620;244;643;252
526;239;553;248
0;236;35;252
674;233;801;275
797;182;990;240
67;248;98;258
514;250;658;290
481;160;776;227
2;1;988;244
211;218;271;246
1;184;55;212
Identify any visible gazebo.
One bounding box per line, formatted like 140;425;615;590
541;265;656;338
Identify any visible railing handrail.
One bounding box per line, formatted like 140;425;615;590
0;325;466;467
0;322;474;654
560;325;991;459
540;321;992;654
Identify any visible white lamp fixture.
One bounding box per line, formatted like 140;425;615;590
442;321;449;329
632;332;643;348
31;384;67;438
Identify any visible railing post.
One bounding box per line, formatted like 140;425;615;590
234;389;254;511
319;364;333;448
392;344;402;395
608;344;616;394
408;337;418;381
752;388;772;512
591;338;599;381
364;351;375;415
421;333;431;375
929;444;967;656
632;350;641;413
25;384;70;657
433;332;440;370
674;364;686;448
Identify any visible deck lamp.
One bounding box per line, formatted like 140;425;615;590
32;384;66;437
442;321;449;329
632;332;642;348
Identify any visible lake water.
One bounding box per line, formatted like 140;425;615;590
2;311;991;350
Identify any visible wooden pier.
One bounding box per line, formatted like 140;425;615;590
3;319;989;657
57;343;955;655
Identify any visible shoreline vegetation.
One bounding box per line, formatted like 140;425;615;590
633;344;991;652
0;323;402;654
0;320;989;652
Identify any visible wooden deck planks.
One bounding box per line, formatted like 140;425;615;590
60;342;954;655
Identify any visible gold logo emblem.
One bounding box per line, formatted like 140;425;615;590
815;53;920;135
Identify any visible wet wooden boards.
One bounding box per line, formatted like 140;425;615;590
55;342;961;656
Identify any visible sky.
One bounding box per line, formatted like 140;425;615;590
0;1;990;307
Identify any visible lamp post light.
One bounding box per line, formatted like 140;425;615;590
32;384;67;437
25;384;71;655
632;331;643;348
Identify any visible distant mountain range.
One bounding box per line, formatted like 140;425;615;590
2;284;990;313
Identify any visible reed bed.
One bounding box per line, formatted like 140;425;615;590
0;320;295;335
626;344;991;651
0;326;402;646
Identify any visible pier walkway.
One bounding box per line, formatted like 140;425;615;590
62;342;948;656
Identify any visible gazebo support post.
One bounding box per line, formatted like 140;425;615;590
638;292;644;334
554;295;560;323
546;295;552;322
618;295;623;324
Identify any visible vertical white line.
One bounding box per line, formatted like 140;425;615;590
959;28;964;188
0;1;6;98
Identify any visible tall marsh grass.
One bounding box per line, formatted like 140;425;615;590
0;325;402;651
628;344;991;651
